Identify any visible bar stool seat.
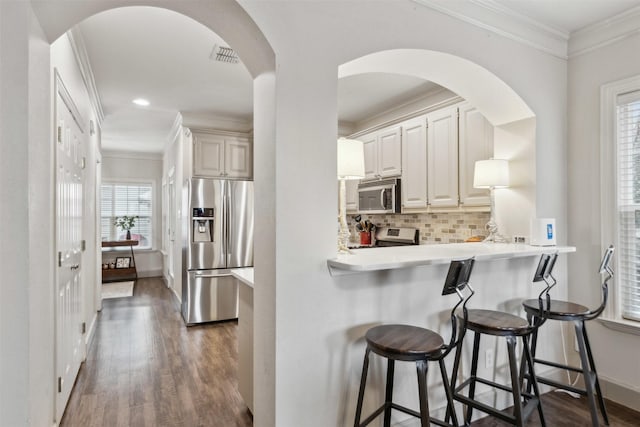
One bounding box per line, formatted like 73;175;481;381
366;324;444;361
465;309;530;336
523;299;590;320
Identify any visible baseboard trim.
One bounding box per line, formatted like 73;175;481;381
84;313;97;350
600;377;640;412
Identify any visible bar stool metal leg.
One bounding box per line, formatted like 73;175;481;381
354;348;371;427
506;336;525;427
522;335;546;427
439;359;459;427
575;321;601;427
384;359;395;427
464;331;482;425
581;322;610;425
416;360;430;427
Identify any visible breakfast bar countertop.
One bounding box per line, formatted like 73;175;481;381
230;267;254;288
327;243;576;275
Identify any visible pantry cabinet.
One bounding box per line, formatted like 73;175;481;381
362;126;402;180
427;106;459;208
458;103;493;206
193;130;253;179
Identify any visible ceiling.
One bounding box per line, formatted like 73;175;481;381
75;1;640;154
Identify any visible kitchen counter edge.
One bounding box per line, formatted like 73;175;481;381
230;267;254;288
327;243;576;275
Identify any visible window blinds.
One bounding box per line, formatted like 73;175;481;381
617;90;640;321
101;183;152;249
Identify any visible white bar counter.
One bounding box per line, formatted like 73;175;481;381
327;242;575;274
230;267;254;414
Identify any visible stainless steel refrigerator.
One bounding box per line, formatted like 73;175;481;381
182;178;254;325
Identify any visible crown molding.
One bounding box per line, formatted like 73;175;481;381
101;150;163;161
180;111;253;133
569;6;640;58
413;0;568;59
67;27;105;125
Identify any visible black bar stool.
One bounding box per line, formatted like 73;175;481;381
450;254;554;427
353;258;476;427
522;245;615;427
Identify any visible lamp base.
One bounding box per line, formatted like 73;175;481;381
482;218;508;243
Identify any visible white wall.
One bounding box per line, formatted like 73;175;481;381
101;151;164;277
568;31;640;408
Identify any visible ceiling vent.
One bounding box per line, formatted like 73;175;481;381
210;44;239;64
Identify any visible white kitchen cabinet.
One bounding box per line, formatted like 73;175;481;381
427;106;459;207
361;126;401;180
458;103;493;206
193;130;253;179
401;116;428;209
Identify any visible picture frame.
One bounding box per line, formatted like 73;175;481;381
115;257;131;269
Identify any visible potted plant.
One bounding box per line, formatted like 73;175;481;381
114;215;138;240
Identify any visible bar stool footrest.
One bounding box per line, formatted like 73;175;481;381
534;357;584;374
453;393;540;425
455;376;538;400
358;402;456;427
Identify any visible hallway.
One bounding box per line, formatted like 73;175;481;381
60;277;252;427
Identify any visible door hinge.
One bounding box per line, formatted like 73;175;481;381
57;126;62;143
58;377;62;393
81;322;86;334
58;251;62;267
81;240;86;251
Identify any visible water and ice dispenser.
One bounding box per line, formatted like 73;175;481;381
192;208;214;242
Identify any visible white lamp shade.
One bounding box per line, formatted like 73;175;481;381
473;159;509;188
337;138;365;180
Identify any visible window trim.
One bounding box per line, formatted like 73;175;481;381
600;74;640;334
101;178;156;250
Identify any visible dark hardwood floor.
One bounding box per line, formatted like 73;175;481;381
60;277;252;427
470;391;640;426
61;277;640;427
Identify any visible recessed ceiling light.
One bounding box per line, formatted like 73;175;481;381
132;98;150;106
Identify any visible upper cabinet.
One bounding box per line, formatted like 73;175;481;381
361;126;402;180
458;102;493;206
193;130;253;179
427;106;459;208
401;116;428;209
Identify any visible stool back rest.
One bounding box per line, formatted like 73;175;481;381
587;245;615;320
441;258;475;354
531;253;559;322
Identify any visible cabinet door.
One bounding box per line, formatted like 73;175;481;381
361;132;378;180
377;126;402;178
225;137;253;179
459;103;493;206
345;179;359;212
193;133;225;177
401;116;428;209
427;107;459;207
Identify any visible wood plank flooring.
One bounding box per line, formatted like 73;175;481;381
60;277;252;427
61;277;640;427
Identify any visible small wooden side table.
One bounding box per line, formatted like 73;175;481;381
101;240;139;283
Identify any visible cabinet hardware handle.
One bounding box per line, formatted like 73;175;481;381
70;264;79;270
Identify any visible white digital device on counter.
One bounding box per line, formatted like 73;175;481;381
530;218;556;246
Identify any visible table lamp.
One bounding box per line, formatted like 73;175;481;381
474;159;509;243
337;137;365;253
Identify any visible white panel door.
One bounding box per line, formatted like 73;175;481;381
458;103;493;206
427;107;459;207
377;126;402;178
225;137;253;179
361;132;378;180
55;83;85;422
193;133;225;177
401;116;428;209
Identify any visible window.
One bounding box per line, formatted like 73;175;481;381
617;90;640;321
101;182;153;249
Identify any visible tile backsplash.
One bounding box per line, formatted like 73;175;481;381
350;212;490;244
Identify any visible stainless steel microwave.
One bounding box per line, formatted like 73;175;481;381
357;178;401;214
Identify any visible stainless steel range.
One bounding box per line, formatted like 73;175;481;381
350;226;420;248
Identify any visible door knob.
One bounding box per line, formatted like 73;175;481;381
70;264;79;270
